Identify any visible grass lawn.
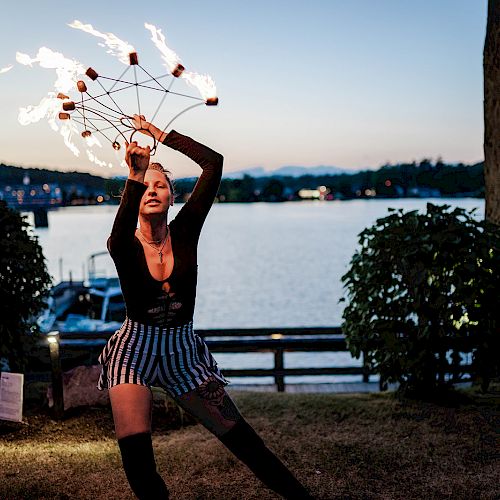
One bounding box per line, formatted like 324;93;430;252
0;383;498;499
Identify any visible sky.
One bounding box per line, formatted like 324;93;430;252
0;0;487;178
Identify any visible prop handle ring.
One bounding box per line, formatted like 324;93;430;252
128;127;158;156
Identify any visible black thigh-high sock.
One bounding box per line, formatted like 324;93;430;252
218;418;314;500
118;432;169;500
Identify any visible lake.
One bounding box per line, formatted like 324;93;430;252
33;197;484;385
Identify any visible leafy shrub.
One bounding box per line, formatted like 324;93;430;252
0;201;52;371
340;203;500;397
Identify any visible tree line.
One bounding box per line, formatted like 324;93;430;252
0;158;484;205
175;159;484;202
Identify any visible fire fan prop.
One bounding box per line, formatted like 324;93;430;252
18;21;218;167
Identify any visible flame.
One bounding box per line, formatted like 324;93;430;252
18;94;61;127
17;48;86;158
69;20;135;65
18;93;80;157
0;65;13;74
84;134;102;148
16;52;36;66
182;71;217;100
87;149;112;168
16;48;85;92
60;121;80;156
144;22;216;100
144;23;182;72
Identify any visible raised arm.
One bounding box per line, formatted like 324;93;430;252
132;114;223;230
108;140;150;256
108;179;146;256
162;130;223;222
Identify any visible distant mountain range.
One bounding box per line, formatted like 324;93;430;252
222;165;356;179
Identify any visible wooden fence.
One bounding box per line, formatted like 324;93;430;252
45;326;474;419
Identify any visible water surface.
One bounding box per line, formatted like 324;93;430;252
34;198;483;384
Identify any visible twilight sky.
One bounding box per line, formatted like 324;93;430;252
0;0;486;178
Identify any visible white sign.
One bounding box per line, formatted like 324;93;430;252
0;372;24;422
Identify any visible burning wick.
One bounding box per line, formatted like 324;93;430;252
172;64;184;78
77;80;87;93
205;97;218;106
129;52;138;65
62;101;76;111
85;67;98;80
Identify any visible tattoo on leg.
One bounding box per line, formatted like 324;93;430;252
196;377;225;405
196;377;240;422
219;394;241;421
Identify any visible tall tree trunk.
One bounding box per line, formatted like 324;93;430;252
484;0;500;225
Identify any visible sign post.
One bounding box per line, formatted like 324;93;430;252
0;372;24;422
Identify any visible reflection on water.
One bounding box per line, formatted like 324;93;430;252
35;198;483;384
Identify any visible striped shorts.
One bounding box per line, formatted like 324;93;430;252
97;318;229;397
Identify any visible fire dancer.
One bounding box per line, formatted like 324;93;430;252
97;115;313;499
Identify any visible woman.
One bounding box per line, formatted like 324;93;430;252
97;115;313;499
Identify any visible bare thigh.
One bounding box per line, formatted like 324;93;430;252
174;376;242;437
109;384;152;439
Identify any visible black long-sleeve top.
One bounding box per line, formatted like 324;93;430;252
107;130;223;326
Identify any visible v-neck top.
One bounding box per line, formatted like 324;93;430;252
107;129;223;326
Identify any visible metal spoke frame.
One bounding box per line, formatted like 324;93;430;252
58;57;211;157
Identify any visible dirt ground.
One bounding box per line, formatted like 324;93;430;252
0;384;499;499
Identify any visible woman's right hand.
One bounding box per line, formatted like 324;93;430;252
125;140;150;181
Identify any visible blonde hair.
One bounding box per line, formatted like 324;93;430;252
148;162;176;200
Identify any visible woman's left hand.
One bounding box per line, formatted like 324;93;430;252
132;114;150;133
132;114;167;143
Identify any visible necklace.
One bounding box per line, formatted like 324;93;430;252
139;228;169;263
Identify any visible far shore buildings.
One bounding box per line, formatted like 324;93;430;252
0;175;62;209
0;174;108;209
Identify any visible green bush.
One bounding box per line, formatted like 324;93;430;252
0;201;52;371
340;203;500;397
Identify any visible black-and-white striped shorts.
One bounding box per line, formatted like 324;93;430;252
97;318;229;397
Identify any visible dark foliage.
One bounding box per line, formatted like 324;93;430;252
0;164;106;190
340;203;500;398
0;201;52;370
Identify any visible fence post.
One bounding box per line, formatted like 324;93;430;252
361;350;370;383
274;348;285;392
48;331;64;419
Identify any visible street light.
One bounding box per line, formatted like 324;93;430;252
47;331;64;419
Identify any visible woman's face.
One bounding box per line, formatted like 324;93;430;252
140;169;172;216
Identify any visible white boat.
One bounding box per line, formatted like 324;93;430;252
38;252;125;336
